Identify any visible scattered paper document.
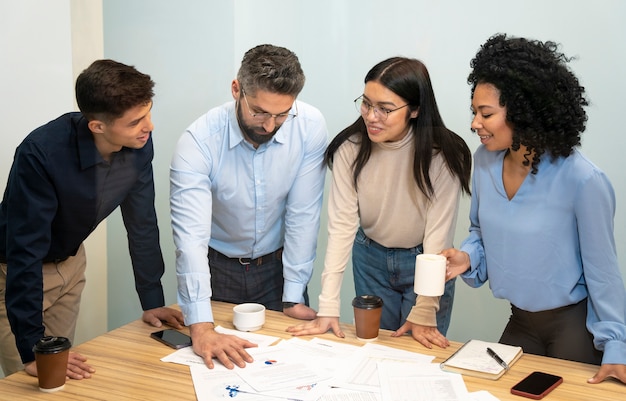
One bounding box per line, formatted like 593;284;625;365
319;387;382;401
189;342;333;401
190;367;264;401
378;361;468;401
235;341;332;393
181;334;496;401
160;325;280;367
465;390;501;401
332;343;435;393
161;346;205;367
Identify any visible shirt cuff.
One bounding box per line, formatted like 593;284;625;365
178;299;214;326
138;286;166;311
460;243;481;273
282;279;306;304
317;295;341;317
601;339;626;365
406;295;440;327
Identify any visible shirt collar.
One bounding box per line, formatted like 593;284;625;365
76;115;106;170
76;115;130;169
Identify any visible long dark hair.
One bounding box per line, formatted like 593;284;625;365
325;57;471;198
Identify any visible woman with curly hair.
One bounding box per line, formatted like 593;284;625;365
288;57;471;349
443;33;626;384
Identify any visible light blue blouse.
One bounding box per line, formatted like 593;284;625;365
461;145;626;364
170;101;328;324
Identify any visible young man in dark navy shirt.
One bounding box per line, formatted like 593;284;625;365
0;59;183;379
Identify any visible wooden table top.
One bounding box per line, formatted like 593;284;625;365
1;302;624;400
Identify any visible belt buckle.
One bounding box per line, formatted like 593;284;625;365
238;257;251;265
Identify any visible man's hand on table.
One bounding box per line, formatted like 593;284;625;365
190;322;257;369
24;351;95;379
286;316;344;338
142;306;185;329
282;303;317;320
392;321;450;349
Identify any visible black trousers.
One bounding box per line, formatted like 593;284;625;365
499;298;602;365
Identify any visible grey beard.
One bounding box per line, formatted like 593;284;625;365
236;102;279;146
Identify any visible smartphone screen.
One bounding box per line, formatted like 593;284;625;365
150;329;192;349
511;371;563;399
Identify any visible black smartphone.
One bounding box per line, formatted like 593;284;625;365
511;371;563;399
150;329;192;349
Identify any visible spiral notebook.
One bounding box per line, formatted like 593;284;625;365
440;339;523;380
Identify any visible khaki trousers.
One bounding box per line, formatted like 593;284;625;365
0;244;86;377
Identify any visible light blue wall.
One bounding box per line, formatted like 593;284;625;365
0;1;74;187
102;0;236;326
103;0;626;343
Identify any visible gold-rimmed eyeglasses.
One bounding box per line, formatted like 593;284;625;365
241;89;298;124
354;96;409;122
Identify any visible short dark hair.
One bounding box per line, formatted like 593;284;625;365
237;44;305;97
75;59;155;123
468;33;588;173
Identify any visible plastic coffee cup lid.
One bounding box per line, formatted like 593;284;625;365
352;295;384;309
32;336;72;354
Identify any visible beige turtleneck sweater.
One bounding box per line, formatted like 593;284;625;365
318;132;462;327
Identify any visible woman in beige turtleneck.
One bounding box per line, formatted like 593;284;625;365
288;57;471;349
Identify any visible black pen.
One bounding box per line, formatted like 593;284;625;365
486;347;509;370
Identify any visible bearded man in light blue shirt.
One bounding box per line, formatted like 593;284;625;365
170;44;328;370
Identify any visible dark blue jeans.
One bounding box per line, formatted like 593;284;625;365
352;227;455;334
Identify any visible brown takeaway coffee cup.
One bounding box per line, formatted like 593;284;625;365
352;295;384;341
33;336;72;392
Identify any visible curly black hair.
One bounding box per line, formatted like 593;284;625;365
468;33;588;173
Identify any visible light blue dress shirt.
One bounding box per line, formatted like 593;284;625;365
460;145;626;364
170;100;328;324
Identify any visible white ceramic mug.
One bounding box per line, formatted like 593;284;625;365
232;303;266;331
414;254;446;296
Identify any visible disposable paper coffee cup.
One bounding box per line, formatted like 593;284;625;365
33;336;71;392
414;254;446;296
352;295;383;341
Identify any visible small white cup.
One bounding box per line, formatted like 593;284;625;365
414;254;446;296
232;303;266;332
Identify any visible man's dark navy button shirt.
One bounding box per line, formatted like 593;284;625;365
0;112;166;363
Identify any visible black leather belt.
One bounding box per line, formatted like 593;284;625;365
208;247;283;266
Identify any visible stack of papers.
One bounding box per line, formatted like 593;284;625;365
161;326;502;401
